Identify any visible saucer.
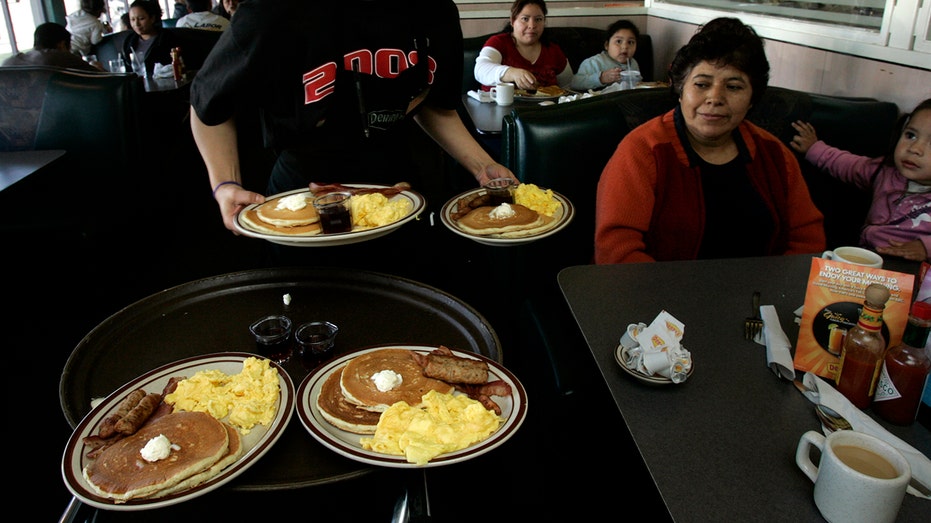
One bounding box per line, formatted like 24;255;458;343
614;344;692;386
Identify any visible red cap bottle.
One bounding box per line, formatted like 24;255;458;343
872;301;931;425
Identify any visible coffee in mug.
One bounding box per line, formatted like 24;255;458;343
822;246;883;268
796;430;910;523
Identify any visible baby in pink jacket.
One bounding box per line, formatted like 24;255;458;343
791;98;931;262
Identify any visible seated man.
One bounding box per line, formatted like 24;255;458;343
176;0;230;31
1;22;102;71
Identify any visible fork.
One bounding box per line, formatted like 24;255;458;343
744;291;763;340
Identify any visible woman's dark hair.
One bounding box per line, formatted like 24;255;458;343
501;0;550;43
80;0;105;16
605;19;639;44
510;0;547;20
130;0;163;20
668;17;770;106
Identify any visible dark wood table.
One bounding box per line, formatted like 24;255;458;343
558;254;930;522
60;267;501;521
0;149;65;193
461;94;513;135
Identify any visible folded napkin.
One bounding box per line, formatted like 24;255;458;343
467;90;493;103
758;305;796;380
152;63;175;79
803;372;931;499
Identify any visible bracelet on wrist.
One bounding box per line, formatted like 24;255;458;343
212;180;242;198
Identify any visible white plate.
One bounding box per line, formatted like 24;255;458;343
296;345;527;468
440;187;573;246
514;88;572;101
62;352;295;511
614;344;693;386
234;185;426;247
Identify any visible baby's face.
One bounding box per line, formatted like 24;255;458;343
894;108;931;185
606;29;637;64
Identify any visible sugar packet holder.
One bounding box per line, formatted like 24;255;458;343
619;311;692;383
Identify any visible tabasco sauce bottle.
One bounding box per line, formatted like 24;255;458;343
170;47;184;81
872;301;931;425
835;283;891;409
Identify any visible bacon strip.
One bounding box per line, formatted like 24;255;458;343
309;182;410;197
450;193;491;221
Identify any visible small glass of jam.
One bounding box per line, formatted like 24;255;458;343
313;192;353;234
249;314;293;363
295;321;339;370
483;178;516;206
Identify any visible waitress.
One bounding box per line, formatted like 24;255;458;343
190;0;518;235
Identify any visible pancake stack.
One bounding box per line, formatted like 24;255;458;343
82;411;243;502
455;202;555;238
240;192;322;236
316;348;455;434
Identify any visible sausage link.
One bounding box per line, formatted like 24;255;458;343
114;392;162;435
98;388;146;439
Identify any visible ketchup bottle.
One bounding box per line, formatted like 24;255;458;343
835;283;891;409
872;301;931;425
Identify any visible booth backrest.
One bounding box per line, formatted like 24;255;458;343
90;28;222;71
462;27;655;93
0;66;144;168
501;86;899;273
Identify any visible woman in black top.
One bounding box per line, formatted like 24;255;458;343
122;0;177;77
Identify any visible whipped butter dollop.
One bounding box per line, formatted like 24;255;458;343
140;434;179;462
275;193;308;211
371;370;403;392
488;203;517;220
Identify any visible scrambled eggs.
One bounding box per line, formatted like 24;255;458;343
350;193;412;228
514;183;560;217
360;390;502;465
164;357;279;435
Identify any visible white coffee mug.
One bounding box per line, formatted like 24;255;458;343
491;82;515;106
822;246;883;268
796;430;910;523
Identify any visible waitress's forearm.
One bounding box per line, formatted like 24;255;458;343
190;107;241;190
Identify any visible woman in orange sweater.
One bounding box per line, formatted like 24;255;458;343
594;18;825;264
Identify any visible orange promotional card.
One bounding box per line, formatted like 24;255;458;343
795;258;915;380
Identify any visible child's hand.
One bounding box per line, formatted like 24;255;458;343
876;240;928;262
790;120;818;154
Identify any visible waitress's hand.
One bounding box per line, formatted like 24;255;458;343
213;183;265;233
476;163;519;187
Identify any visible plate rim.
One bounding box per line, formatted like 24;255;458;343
614;344;692;386
296;344;528;468
234;185;426;246
61;352;296;511
514;88;573;101
439;186;574;246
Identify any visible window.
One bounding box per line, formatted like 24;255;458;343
656;0;885;31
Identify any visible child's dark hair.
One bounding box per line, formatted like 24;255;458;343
879;98;931;168
605;20;640;44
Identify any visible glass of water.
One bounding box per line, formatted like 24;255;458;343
108;57;126;73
